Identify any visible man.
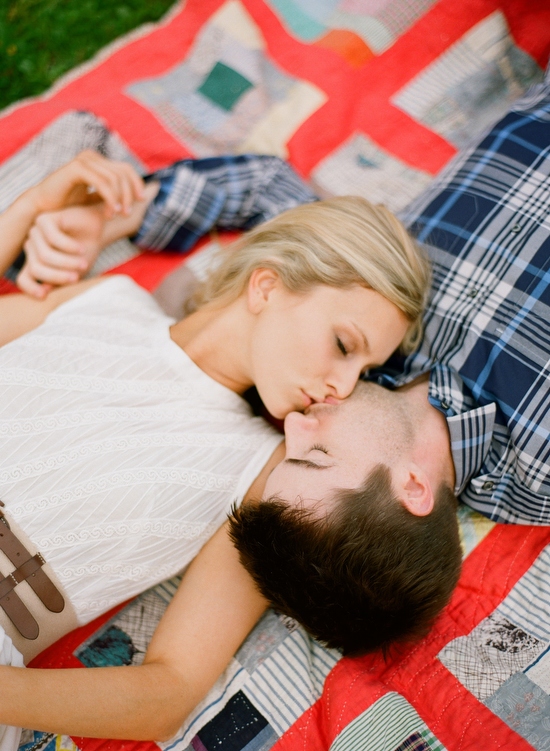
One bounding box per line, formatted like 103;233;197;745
227;72;550;657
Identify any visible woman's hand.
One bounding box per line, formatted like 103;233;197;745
30;150;145;218
17;205;106;297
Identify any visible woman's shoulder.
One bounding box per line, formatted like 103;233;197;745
45;274;170;323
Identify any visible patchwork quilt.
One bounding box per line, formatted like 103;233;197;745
1;1;550;749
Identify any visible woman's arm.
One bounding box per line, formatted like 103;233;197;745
0;524;267;742
0;150;144;295
0;277;102;347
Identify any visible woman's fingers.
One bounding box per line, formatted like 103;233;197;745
19;204;109;297
35;151;145;216
23;228;83;285
76;152;144;216
16;266;53;299
22;247;80;285
110;160;145;215
126;162;146;205
79;155;124;214
35;213;84;257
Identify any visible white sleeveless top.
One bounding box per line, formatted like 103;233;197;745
0;276;282;625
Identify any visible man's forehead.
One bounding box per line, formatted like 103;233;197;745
350;379;395;404
332;381;406;440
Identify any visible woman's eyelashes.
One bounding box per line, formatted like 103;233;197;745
336;336;348;356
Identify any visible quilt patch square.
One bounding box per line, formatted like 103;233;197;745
19;732;78;751
241;625;339;737
75;587;170;667
193;691;270;751
198;62;254;111
392;11;544;148
438;611;548;701
329;693;447;751
485;672;550;750
525;645;550;694
311;131;432;212
265;0;439;54
497;545;550;642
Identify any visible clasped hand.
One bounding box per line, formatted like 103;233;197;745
17;150;145;298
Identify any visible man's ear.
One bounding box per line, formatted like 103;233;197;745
247;268;279;314
399;465;435;517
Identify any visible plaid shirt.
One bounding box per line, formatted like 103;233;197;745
374;74;550;525
133;154;317;251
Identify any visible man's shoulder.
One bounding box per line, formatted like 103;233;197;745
392;74;550;523
400;75;550;261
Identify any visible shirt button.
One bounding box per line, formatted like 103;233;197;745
482;481;494;491
440;400;450;410
511;224;521;233
468;288;478;298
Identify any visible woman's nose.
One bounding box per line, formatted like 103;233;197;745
327;363;362;400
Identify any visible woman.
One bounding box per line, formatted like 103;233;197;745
0;151;429;743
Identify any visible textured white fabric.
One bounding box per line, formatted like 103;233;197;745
0;276;282;625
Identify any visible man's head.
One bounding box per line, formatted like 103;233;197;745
229;380;461;655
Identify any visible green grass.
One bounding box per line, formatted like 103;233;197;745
0;0;177;111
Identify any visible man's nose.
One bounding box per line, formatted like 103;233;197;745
284;410;319;433
283;411;320;453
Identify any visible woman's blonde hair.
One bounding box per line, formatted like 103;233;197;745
192;196;430;352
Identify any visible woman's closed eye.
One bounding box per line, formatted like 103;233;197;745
336;337;348;356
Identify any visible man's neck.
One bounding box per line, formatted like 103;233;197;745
398;374;456;491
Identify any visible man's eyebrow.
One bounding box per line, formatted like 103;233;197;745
284;458;330;470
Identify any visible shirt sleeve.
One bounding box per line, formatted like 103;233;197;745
132;154;318;253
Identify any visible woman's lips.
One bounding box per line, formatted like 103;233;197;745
301;391;314;408
302;392;341;409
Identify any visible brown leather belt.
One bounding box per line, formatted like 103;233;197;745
0;502;65;640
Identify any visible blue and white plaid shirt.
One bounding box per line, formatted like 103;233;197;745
135;77;550;525
378;74;550;525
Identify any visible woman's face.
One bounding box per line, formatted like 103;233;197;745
248;276;409;419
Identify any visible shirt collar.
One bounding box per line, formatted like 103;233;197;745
446;403;496;495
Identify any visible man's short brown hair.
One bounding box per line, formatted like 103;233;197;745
228;464;462;656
